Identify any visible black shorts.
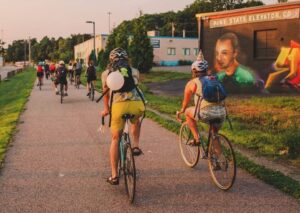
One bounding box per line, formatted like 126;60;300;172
55;79;68;85
75;69;82;76
87;75;96;83
37;72;44;77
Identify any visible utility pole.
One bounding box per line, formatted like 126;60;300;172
86;21;96;61
108;12;111;34
171;22;175;37
28;37;31;65
24;39;27;67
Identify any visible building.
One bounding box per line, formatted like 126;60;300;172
149;35;198;66
196;1;300;90
74;32;198;66
0;56;3;67
74;34;108;63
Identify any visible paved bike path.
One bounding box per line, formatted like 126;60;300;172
0;79;299;212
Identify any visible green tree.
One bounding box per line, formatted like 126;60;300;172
89;50;97;63
97;49;106;70
102;29;118;68
5;40;27;62
0;39;5;56
129;20;153;73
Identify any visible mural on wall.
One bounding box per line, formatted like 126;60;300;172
213;32;264;93
210;32;300;93
265;40;300;92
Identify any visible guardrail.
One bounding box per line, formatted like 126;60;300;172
0;67;24;82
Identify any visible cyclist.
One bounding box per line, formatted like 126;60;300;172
44;61;50;80
176;58;226;152
49;62;56;78
68;61;74;84
86;60;97;96
54;60;68;96
36;62;44;86
101;48;145;185
75;58;82;85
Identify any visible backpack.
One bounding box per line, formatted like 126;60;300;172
57;67;67;79
108;60;135;93
37;65;43;72
200;75;227;103
49;64;56;71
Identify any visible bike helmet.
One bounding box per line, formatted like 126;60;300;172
109;48;128;62
59;60;65;65
191;60;208;72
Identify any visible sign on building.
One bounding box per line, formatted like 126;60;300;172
210;8;300;28
150;39;160;48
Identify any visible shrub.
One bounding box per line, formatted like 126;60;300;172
178;60;193;65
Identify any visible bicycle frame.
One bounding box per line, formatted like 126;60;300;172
196;121;220;158
119;119;130;167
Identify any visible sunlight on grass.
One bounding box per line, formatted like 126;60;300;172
0;68;35;164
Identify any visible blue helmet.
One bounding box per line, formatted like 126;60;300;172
191;60;208;72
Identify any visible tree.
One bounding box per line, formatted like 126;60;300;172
129;20;153;73
89;50;97;63
0;39;5;56
97;49;106;70
102;29;118;68
5;40;27;62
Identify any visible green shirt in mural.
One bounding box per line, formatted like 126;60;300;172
217;65;255;85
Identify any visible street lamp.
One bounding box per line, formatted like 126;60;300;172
86;21;96;61
108;12;111;34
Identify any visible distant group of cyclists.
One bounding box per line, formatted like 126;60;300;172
36;58;97;97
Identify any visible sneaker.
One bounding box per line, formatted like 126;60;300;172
55;91;59;95
86;92;90;96
64;93;68;96
187;139;200;146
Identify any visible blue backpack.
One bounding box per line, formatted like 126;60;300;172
200;75;227;103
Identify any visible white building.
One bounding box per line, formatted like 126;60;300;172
74;32;198;66
149;36;198;66
0;56;3;67
74;34;108;63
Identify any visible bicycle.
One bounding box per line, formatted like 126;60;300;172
101;114;136;203
75;75;80;89
89;81;95;101
60;83;64;104
37;77;42;90
179;118;236;190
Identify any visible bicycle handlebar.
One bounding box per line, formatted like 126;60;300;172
96;88;109;103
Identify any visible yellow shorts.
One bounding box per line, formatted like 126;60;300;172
111;101;145;132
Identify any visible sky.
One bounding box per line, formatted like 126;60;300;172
0;0;280;46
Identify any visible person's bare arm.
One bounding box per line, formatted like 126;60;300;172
180;80;196;112
176;80;196;121
101;71;110;116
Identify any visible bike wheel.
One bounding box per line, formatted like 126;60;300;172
123;143;136;203
179;122;200;168
60;84;63;104
208;134;236;190
91;84;95;101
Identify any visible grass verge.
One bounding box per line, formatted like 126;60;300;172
0;68;35;166
146;109;300;202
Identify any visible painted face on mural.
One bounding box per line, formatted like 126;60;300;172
215;39;237;70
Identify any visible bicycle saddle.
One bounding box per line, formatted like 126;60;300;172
122;114;135;120
209;118;222;124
